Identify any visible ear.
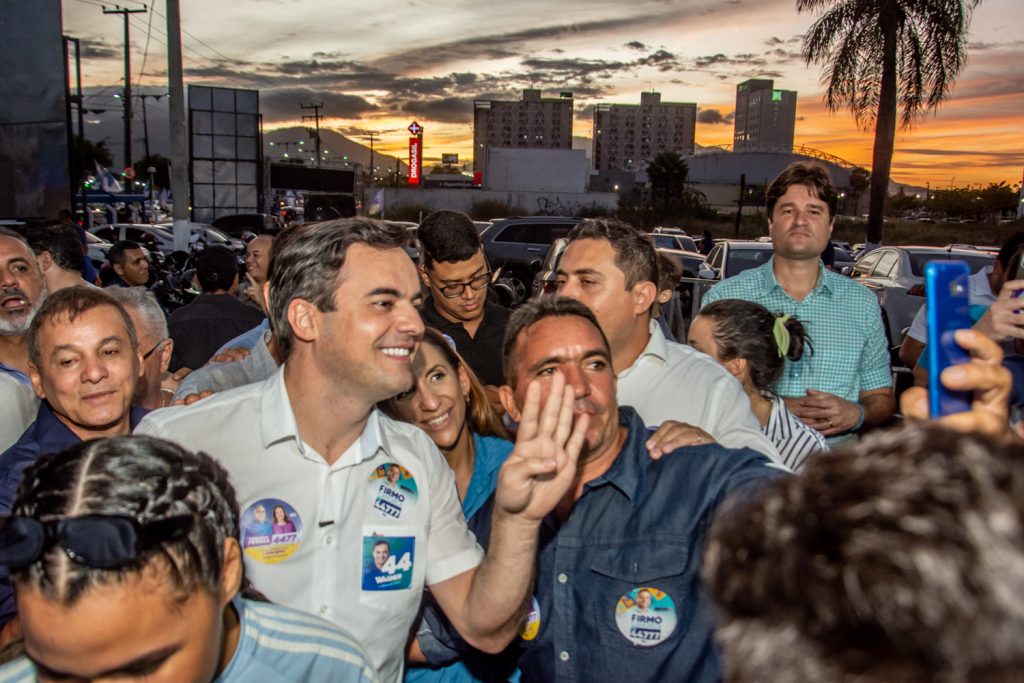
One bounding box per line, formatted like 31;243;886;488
219;538;243;605
37;252;54;273
159;338;174;373
286;298;319;347
113;262;126;278
457;363;471;399
29;363;46;400
498;384;521;422
418;265;431;290
723;356;747;380
631;280;658;317
657;289;673;305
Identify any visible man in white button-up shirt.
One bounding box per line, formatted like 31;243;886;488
138;218;587;682
553;219;781;461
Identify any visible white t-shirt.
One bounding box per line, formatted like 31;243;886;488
616;322;782;462
136;367;483;683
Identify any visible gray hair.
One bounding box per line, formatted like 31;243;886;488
268;218;415;360
104;286;168;341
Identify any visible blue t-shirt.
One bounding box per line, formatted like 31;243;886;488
0;597;377;683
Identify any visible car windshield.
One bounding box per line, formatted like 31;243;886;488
725;248;773;278
201;229;229;243
907;252;993;276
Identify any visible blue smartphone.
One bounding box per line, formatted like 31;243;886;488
925;260;972;417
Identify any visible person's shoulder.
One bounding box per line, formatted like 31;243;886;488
649;441;784;488
824;269;877;303
234;599;376;681
378;412;446;463
0;656;36;683
704;266;766;301
661;339;742;385
137;380;264;433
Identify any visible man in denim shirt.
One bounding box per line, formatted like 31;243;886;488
498;296;784;682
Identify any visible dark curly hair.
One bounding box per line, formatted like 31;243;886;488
704;424;1024;682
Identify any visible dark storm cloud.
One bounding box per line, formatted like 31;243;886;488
260;89;379;121
393;97;472;123
625;41;647;51
79;37;120;60
697;108;730;124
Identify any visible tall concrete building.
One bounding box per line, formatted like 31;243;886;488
592;92;696;172
733;79;797;152
473;89;573;177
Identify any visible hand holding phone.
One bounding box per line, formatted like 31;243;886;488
925;260;972;417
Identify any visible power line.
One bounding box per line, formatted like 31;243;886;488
136;2;155;88
102;3;147;171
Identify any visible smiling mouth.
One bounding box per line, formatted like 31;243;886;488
424;411;450;428
1;296;28;310
381;347;412;358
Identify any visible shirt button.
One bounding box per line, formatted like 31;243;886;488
557;573;568;584
325;536;332;545
559;651;570;662
319;604;328;614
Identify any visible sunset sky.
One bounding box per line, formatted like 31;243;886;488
63;0;1023;188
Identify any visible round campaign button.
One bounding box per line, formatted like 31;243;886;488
614;587;678;647
367;463;419;520
519;597;541;641
240;498;303;564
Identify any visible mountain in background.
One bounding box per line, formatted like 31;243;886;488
264;127;408;176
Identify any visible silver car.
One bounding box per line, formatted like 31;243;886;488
850;246;995;346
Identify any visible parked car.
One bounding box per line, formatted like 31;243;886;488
850;245;995;347
697;241;775;281
480;216;583;306
84;231;113;269
89;224;176;255
157;223;244;253
211;213;277;237
649;232;699;252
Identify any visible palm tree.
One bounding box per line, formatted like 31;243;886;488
645;151;689;208
799;0;981;244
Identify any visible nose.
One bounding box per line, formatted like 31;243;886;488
0;268;14;288
80;352;110;384
416;381;441;412
557;278;581;301
401;302;425;339
561;364;590;399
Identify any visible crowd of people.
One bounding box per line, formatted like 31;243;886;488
0;161;1022;683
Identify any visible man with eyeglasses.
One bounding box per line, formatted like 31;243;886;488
0;287;147;637
417;211;510;405
106;286;177;409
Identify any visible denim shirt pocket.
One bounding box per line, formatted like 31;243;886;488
589;539;695;649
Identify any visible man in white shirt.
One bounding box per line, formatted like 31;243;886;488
554;219;779;460
137;218;586;682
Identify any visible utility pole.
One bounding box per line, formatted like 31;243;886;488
103;4;147;175
165;0;190;251
301;102;324;168
364;132;378;185
137;93;163;161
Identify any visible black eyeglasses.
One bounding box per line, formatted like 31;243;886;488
0;514;193;570
429;271;493;299
141;339;168;361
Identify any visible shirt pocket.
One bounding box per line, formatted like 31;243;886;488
589;540;695;649
357;523;423;614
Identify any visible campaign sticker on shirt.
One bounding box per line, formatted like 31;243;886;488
240;498;303;564
614;587;678;647
519;596;541;641
366;463;419;520
361;534;415;591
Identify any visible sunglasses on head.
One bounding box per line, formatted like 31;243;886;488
0;514;194;570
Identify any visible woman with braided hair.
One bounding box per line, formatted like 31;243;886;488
0;435;377;682
688;300;828;472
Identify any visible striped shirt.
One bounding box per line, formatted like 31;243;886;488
0;597;379;683
702;258;892;446
764;393;828;472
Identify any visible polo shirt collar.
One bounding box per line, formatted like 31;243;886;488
764;256;834;296
583;407;647;504
32;401;148;452
260;364;389;465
